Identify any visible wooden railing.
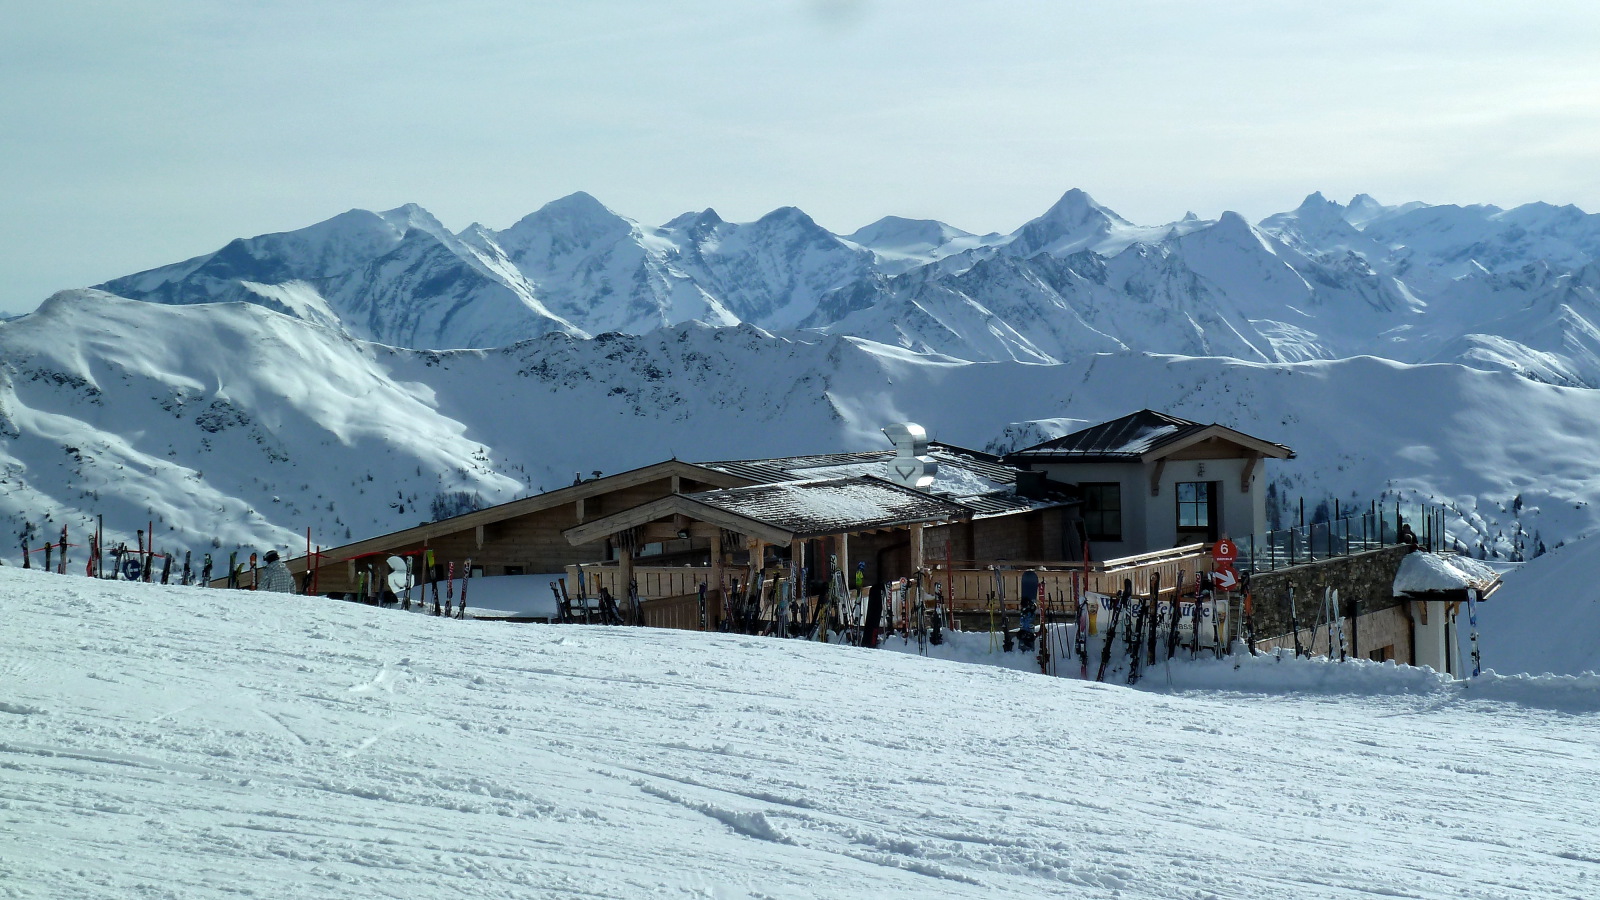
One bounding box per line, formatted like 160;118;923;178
569;544;1216;621
640;592;707;630
933;545;1213;611
565;563;706;603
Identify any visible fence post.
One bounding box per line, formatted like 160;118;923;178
1289;527;1296;567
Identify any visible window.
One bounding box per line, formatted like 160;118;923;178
1176;481;1214;531
1081;483;1122;542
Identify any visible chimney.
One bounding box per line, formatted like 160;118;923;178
881;423;938;490
1015;470;1047;500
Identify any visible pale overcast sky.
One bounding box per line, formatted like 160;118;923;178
4;1;1599;314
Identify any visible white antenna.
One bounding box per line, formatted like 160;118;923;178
881;423;937;490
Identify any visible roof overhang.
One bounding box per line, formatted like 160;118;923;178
291;459;754;569
1138;424;1295;463
564;477;975;548
564;494;796;547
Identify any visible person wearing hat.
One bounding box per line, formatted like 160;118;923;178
256;550;296;593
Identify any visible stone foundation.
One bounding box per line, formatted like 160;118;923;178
1245;545;1415;663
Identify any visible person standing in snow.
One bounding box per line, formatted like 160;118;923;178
257;550;296;593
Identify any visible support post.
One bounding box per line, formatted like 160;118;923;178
709;530;724;630
909;523;925;572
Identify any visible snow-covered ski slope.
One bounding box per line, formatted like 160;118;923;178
1476;536;1600;676
3;567;1597;899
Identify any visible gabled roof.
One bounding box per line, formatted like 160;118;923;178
1007;410;1294;463
563;476;972;547
280;459;751;572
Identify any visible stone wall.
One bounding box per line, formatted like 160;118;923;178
1245;545;1414;662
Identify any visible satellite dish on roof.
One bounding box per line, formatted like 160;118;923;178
882;422;937;490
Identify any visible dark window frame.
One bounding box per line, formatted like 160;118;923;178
1081;482;1123;542
1177;480;1209;528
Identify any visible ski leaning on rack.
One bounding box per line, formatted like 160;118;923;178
1287;585;1304;658
1074;583;1090;678
1166;571;1186;661
456;559;472;619
1240;572;1258;655
1321;587;1347;661
1126;580;1149;686
1095;579;1131;683
1466;588;1482;676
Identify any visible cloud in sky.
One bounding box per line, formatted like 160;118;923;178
3;0;1599;313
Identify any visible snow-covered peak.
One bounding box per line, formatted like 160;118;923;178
1294;191;1345;220
660;207;725;231
750;205;829;234
1180;210;1282;258
1038;188;1130;227
1259;192;1388;264
846;216;975;253
374;203;453;243
1343;193;1389;227
498;191;636;256
1003;188;1130;258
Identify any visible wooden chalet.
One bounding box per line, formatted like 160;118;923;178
245;441;1088;624
226;411;1301;639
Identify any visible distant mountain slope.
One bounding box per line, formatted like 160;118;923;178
3;290;1597;565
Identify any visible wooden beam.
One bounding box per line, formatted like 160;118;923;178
564;494;793;547
641;522;690;542
1138;423;1294;463
576;497;585;523
1150;458;1167;497
909;523;925;572
1240;453;1260;493
475;524;485;550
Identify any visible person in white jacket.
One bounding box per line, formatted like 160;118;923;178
256;550;296;593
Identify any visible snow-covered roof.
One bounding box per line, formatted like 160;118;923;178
696;443;1071;519
698;443;1017;493
1393;552;1502;595
684;476;970;538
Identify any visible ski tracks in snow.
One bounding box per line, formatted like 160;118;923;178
3;569;1600;898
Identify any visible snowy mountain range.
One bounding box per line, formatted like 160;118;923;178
94;188;1600;387
6;188;1600;564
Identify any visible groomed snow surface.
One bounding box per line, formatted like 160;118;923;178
3;567;1598;899
1475;535;1600;677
